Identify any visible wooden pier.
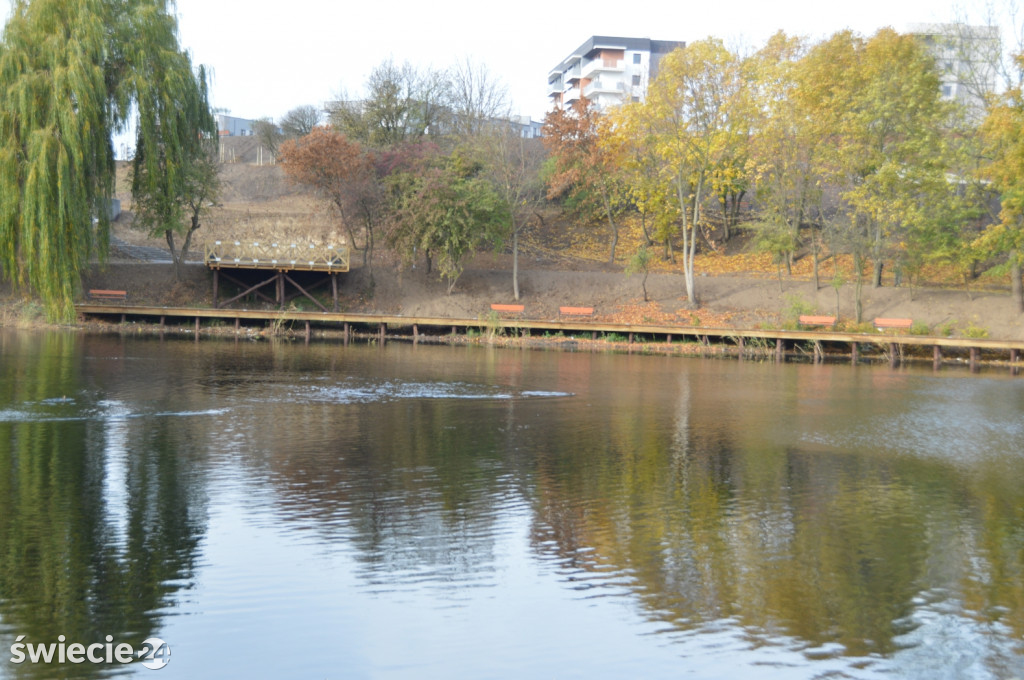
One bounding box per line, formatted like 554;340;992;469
204;241;349;312
75;303;1024;371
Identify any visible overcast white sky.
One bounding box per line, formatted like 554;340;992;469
0;0;1018;121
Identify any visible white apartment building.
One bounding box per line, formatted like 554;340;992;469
547;36;684;111
908;23;1000;119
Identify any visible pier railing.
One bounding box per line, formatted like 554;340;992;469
204;241;349;272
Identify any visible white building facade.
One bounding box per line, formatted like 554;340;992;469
908;23;1000;119
548;36;684;112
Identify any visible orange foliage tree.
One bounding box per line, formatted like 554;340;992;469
279;127;383;286
542;99;627;263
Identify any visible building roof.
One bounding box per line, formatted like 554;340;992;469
548;36;685;78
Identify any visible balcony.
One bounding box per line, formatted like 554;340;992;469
583;79;627;98
581;58;625;80
563;86;582;104
547;77;564;96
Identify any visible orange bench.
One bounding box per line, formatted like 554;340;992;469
490;303;524;315
88;289;127;302
798;315;836;328
559;306;595;317
874;317;912;331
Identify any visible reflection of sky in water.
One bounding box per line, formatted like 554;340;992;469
294;380;572;404
802;375;1023;462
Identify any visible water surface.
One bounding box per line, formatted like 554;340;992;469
1;332;1022;679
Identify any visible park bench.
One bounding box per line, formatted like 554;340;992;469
874;317;913;331
88;289;128;302
490;303;525;316
798;315;837;328
559;306;595;317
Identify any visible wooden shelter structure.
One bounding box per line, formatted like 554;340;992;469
204;240;350;312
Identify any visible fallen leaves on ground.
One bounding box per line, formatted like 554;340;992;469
598;300;735;327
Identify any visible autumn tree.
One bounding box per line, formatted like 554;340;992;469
979;52;1024;311
745;33;822;281
639;39;744;308
279;127;382;286
0;0;215;321
543;98;626;263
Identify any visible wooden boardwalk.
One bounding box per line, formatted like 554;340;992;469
75;304;1024;370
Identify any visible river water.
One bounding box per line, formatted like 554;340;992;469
0;331;1022;679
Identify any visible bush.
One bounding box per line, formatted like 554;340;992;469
963;323;989;339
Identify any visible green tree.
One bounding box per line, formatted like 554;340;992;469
0;0;215;320
388;150;510;294
128;65;218;280
478;125;546;300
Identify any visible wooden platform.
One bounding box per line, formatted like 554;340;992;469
74;304;1024;370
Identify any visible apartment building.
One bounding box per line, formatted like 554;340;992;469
547;36;684;111
908;23;1000;119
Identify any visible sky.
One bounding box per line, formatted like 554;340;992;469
0;0;1016;123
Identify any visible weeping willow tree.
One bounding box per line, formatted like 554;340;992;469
0;0;215;321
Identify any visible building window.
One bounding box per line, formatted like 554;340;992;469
942;84;953;97
632;75;641;87
633;53;641;64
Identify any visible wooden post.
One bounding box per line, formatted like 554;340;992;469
332;273;339;312
851;342;859;365
344;322;350;346
1011;349;1019;364
814;340;823;364
413;324;419;345
212;269;219;309
628;332;634;344
160;315;165;328
889;342;898;367
305;320;311;343
775;338;784;363
379;323;386;345
667;334;673;344
933;345;942;370
970;347;979;372
235;317;240;331
195;316;200;335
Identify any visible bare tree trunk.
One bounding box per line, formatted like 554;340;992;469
512;230;520;301
601;189;618;263
1012;251;1023;312
872;222;884;288
854;252;865;323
